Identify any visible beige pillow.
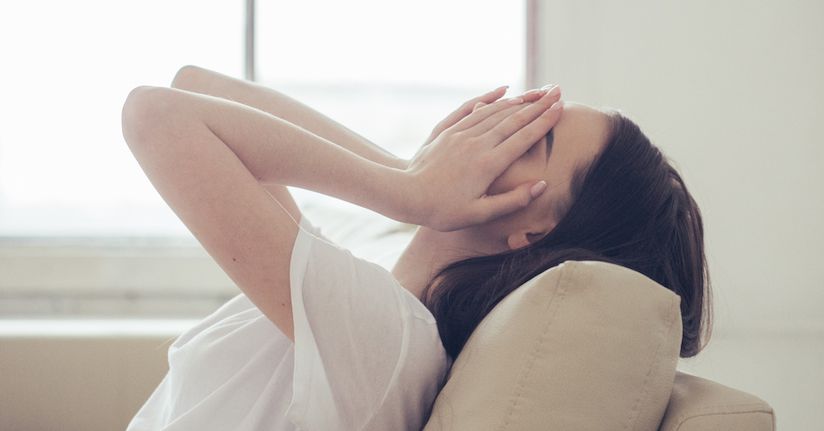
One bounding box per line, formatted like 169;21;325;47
424;260;682;431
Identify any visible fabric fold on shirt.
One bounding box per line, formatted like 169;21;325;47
126;214;449;431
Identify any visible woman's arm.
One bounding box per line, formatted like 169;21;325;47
170;65;408;169
169;65;422;227
167;65;513;224
168;65;545;222
169;65;525;171
124;84;562;228
120;85;561;340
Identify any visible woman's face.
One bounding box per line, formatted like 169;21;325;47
472;102;613;250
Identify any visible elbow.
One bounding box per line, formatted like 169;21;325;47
171;64;205;90
121;86;174;147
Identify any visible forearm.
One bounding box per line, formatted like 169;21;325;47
161;87;417;224
171;65;407;170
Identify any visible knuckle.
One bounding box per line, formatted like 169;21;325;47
485;130;503;144
489;105;519;122
449;129;466;141
432;119;447;133
486;124;510;143
510;108;533;124
492;98;513;110
492;112;526;137
454;131;479;147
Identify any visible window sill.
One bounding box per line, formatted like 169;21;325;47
0;318;197;338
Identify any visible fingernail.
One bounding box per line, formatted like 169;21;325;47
547;85;561;97
540;83;556;90
507;97;525;104
530;180;547;198
548;100;563;112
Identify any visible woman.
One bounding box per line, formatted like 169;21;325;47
122;66;711;431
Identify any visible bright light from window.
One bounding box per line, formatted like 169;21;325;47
0;0;524;237
258;0;524;88
256;0;526;213
0;1;242;236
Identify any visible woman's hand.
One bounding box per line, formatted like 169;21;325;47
405;85;557;169
422;86;509;149
403;86;563;231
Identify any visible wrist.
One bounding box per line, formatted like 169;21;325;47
379;166;424;226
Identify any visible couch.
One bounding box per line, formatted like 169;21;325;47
422;260;775;430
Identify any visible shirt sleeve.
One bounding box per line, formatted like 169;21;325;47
285;215;448;431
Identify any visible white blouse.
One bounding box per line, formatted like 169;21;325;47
126;215;451;430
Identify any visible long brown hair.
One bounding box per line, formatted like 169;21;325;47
421;111;712;361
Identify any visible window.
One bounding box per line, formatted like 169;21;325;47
0;1;527;318
0;0;242;237
256;0;527;213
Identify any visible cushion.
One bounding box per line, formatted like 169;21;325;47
423;260;682;431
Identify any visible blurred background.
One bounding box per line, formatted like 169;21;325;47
0;0;821;429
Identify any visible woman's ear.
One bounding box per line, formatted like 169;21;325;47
506;230;548;250
506;231;532;250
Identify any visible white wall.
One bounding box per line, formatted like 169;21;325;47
534;0;824;333
532;2;824;428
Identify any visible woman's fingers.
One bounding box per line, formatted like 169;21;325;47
451;85;560;135
467;103;525;136
492;100;564;172
519;86;557;102
519;84;558;100
425;85;508;145
469;180;548;225
466;85;560;137
447;93;533;134
446;85;507;127
481;85;562;144
474;84;550;112
402;83;564;231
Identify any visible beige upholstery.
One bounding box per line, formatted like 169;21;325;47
423;260;775;431
660;371;775;431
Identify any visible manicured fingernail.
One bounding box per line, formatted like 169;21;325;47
547;85;561;97
493;85;509;92
540;83;556;90
530;180;547;198
507;97;525;104
549;100;563;111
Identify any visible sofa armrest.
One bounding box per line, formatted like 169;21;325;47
658;371;775;431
